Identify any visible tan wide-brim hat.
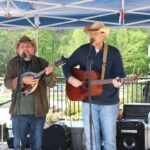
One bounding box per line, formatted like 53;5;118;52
84;21;111;37
16;35;37;53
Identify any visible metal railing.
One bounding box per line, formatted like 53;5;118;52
49;77;150;114
48;77;82;116
0;77;150;115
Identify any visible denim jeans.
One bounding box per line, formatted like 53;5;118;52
12;115;45;150
82;102;119;150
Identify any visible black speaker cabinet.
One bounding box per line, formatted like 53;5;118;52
42;123;71;150
117;120;145;150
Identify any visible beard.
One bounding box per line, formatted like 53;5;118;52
20;52;33;61
24;56;31;61
24;53;33;61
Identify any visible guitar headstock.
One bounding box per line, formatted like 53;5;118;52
129;69;140;83
54;55;67;67
123;75;138;84
130;70;140;83
130;75;138;83
124;69;141;84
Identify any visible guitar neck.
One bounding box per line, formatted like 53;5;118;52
91;77;136;85
92;79;113;85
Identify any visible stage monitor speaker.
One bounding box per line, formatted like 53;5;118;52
117;120;145;150
42;123;71;150
54;121;86;150
123;103;150;123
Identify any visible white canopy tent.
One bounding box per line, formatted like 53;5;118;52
0;0;149;29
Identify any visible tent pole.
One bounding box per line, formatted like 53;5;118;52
122;0;125;25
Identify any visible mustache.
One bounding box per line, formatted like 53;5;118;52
19;52;32;61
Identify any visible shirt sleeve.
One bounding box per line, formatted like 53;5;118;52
4;60;17;89
44;73;57;87
111;51;126;78
38;57;57;87
62;47;81;80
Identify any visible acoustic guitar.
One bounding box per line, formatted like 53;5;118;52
66;68;138;101
21;56;67;96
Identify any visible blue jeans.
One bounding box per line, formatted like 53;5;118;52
82;102;119;150
12;115;45;150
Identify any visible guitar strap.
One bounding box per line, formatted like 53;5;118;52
101;43;108;80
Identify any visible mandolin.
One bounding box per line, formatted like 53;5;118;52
66;68;138;101
21;56;67;96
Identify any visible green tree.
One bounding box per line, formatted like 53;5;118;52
0;28;150;77
106;28;149;76
0;30;22;76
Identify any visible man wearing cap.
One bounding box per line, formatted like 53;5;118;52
62;22;125;150
4;35;57;150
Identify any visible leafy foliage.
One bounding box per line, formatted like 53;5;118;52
106;28;149;76
0;28;150;77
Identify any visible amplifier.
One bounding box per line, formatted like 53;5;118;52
117;120;145;150
123;103;150;123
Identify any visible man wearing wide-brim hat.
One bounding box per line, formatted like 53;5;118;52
4;35;57;149
84;21;110;37
63;22;125;150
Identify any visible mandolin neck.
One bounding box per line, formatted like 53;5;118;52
34;69;46;78
34;64;55;78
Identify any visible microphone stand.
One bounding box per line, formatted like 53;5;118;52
12;55;24;150
86;40;93;150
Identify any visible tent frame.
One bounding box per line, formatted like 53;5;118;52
0;0;149;29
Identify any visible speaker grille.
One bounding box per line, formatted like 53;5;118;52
117;120;145;150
